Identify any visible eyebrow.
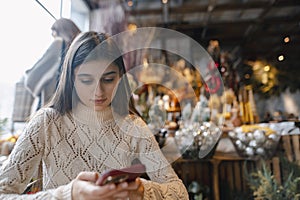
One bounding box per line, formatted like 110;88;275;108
77;71;118;77
102;71;117;76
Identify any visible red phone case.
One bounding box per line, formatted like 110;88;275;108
96;164;146;186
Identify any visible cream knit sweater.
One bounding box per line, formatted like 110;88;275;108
0;103;188;199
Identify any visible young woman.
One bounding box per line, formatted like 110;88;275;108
0;31;189;199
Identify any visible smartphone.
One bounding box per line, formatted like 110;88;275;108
96;164;146;186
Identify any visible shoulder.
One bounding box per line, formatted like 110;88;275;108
16;108;62;145
27;107;62;127
127;114;147;126
52;37;64;46
35;107;61;118
118;114;153;138
124;114;147;128
47;38;64;52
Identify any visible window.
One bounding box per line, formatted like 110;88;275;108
0;1;78;135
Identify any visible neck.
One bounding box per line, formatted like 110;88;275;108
72;102;114;126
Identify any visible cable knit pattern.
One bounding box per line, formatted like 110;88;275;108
0;103;188;199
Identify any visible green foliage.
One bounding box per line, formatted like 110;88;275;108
245;159;300;200
280;156;300;180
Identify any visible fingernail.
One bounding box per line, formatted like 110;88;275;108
95;173;99;180
121;182;128;188
109;184;116;189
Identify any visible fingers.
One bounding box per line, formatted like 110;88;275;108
102;181;133;198
126;178;142;190
128;178;144;200
73;178;117;200
95;183;131;199
73;173;144;200
112;190;129;199
77;171;99;182
136;178;144;194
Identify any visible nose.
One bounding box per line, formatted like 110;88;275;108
95;81;104;97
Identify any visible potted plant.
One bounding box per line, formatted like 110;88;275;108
245;159;300;200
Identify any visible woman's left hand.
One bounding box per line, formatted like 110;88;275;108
126;178;144;200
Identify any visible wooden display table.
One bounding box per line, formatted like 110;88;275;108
172;151;256;200
211;151;256;200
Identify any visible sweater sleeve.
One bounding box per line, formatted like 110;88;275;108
127;116;189;200
0;109;73;200
24;38;63;97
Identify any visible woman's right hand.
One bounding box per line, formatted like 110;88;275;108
71;171;131;200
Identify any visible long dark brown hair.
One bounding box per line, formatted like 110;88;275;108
48;31;140;117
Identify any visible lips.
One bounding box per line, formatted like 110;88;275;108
92;98;107;104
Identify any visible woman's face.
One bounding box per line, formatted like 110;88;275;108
74;60;120;111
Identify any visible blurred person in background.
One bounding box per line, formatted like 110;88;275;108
24;18;81;111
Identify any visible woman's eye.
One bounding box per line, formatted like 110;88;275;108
102;77;115;83
80;79;94;85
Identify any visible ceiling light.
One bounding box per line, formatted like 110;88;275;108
244;74;250;79
278;55;284;62
284;36;290;43
128;23;137;31
162;0;168;4
127;0;133;7
264;65;270;72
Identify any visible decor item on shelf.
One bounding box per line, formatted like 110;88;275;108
188;181;210;200
175;121;222;159
208;94;221;124
139;59;164;84
244;60;280;98
295;121;300;130
154;128;168;148
220;88;236;120
0;117;17;156
147;96;167;134
238;85;259;124
191;93;210;123
228;124;281;158
181;103;192;121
